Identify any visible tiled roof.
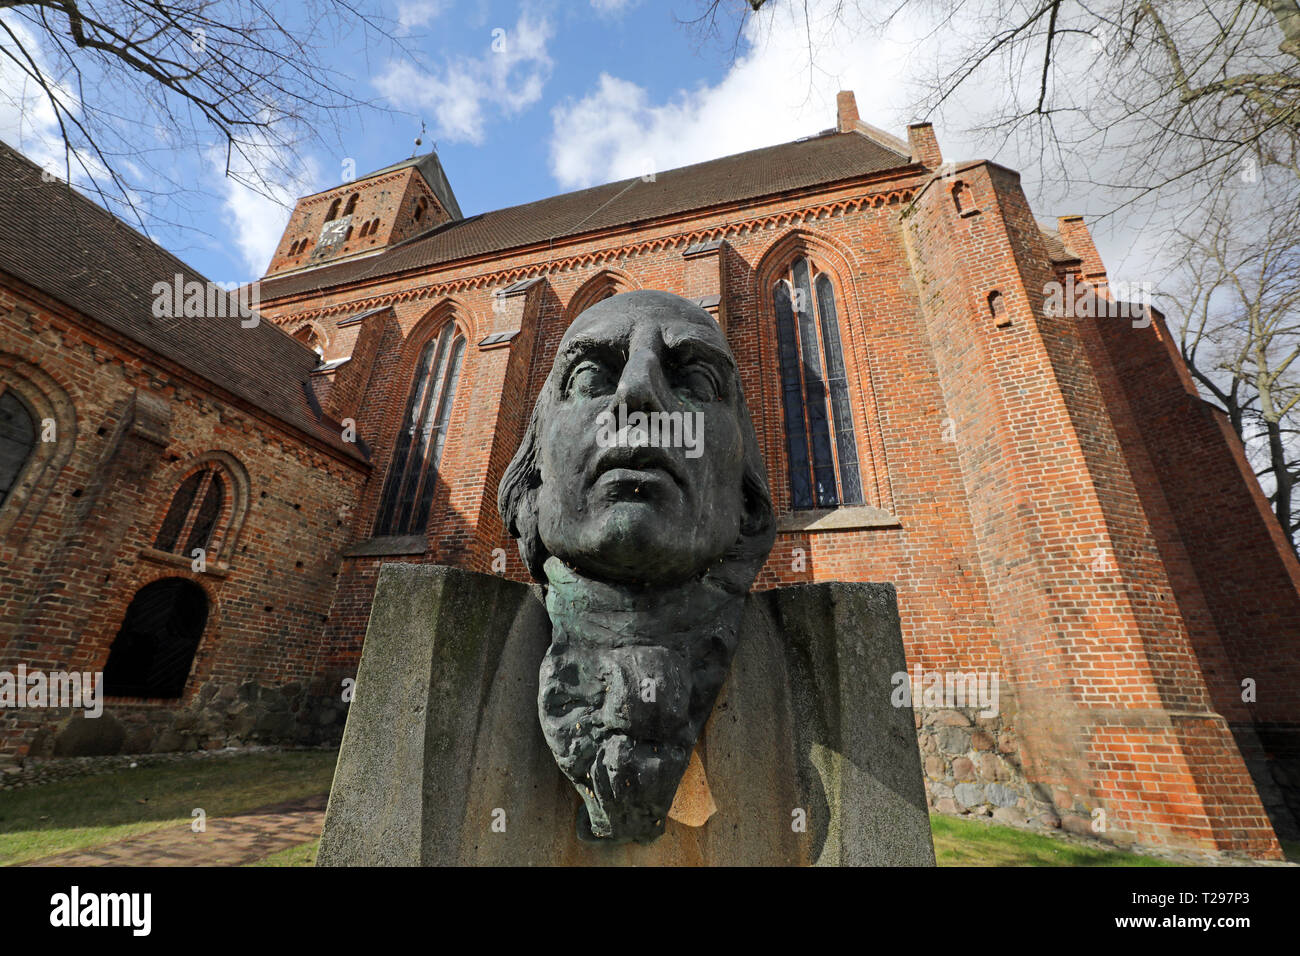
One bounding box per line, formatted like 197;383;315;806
260;130;912;301
0;140;365;462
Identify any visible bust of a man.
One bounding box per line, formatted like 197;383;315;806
499;290;776;843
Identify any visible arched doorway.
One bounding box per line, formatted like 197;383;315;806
103;578;209;698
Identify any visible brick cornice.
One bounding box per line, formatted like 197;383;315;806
265;184;918;327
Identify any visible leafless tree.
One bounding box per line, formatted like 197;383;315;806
1168;188;1300;550
0;0;403;234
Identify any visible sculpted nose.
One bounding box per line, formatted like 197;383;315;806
613;349;670;414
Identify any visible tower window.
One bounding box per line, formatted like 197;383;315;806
414;198;428;222
773;258;863;509
343;193;359;217
325;198;342;222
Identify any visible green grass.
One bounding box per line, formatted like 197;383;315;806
0;750;337;866
932;813;1175;866
0;749;1287;867
247;838;319;867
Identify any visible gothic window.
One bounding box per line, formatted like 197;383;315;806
343;193;359;217
773;258;864;509
103;578;208;699
374;322;467;536
414;198;428;222
155;467;226;557
0;387;36;509
325;198;342;222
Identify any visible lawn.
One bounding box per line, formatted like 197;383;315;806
931;813;1174;866
0;749;337;866
1;750;1291;866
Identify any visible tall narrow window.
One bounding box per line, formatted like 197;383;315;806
155;467;226;556
343;193;359;216
325;198;342;221
773;258;864;509
374;323;467;536
0;388;37;509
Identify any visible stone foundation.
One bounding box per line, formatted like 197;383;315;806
2;678;348;759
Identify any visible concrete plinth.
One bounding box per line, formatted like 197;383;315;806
317;564;934;866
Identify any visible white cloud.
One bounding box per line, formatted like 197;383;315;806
589;0;639;15
374;11;554;145
397;0;445;31
0;12;105;183
546;0;1215;287
547;0;929;190
214;135;320;279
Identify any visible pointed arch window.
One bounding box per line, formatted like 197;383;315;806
374;322;467;536
325;198;342;222
0;388;37;509
342;193;359;217
155;466;226;557
773;257;863;509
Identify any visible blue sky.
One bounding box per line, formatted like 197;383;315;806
0;0;1201;289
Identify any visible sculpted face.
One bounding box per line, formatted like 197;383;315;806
534;292;746;585
498;289;776;844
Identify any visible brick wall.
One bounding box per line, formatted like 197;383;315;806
0;278;368;757
242;143;1297;859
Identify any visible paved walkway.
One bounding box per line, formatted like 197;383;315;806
25;793;327;867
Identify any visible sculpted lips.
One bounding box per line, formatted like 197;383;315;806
589;444;686;492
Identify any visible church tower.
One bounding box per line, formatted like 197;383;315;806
264;151;462;276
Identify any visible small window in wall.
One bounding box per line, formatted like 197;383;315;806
952;181;978;216
413;198;428;222
155;467;226;557
773;257;864;509
0;388;37;509
374;322;468;536
325;198;342;222
103;578;208;699
988;290;1010;327
343;193;359;217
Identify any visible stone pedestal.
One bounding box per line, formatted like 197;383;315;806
317;564;934;866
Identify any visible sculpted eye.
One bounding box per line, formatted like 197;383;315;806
567;359;617;397
670;363;720;403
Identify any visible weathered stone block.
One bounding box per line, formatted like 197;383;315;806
318;564;935;866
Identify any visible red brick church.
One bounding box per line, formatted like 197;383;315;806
2;92;1297;858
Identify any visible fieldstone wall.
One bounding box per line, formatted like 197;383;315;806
11;678;348;760
917;707;1105;840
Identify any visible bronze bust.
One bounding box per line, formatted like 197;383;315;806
499;290;776;843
